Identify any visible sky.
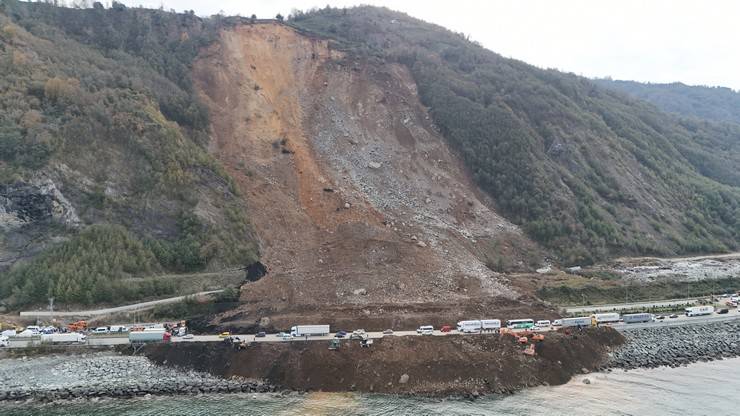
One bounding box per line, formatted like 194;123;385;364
117;0;740;90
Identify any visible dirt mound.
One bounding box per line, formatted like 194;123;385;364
145;328;623;396
193;23;543;321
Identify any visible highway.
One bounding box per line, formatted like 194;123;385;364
7;306;739;349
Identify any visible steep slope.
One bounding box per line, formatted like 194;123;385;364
193;24;539;315
291;7;740;265
593;79;740;125
0;5;258;308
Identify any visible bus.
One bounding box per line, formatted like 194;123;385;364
505;319;534;329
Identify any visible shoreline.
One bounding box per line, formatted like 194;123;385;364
2;320;740;403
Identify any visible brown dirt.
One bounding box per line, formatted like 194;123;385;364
192;23;546;326
144;327;623;396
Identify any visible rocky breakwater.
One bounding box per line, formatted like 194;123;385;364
609;320;740;369
0;352;274;402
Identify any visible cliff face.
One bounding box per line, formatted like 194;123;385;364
193;23;541;321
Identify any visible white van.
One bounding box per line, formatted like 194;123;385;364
416;325;434;335
535;320;551;328
25;325;41;335
108;325;129;333
93;327;109;334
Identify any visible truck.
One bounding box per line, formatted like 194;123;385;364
128;328;168;343
685;305;714;317
481;319;502;331
591;313;621;324
623;313;652;324
457;320;482;333
41;332;87;344
290;325;330;337
561;317;592;327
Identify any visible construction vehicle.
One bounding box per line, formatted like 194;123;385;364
67;321;87;332
328;338;341;350
523;344;536;356
518;336;529;344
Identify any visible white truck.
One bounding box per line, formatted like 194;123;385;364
129;328;168;343
591;313;621;324
457;320;482;333
290;325;330;337
457;319;501;333
685;305;714;317
41;332;87;344
561;316;593;327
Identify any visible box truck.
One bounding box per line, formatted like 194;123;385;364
41;332;87;344
685;305;714;317
290;325;330;337
561;317;593;327
591;313;621;324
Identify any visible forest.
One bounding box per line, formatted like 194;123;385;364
0;1;258;307
290;7;740;264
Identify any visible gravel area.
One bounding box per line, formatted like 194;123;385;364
607;321;740;369
0;352;274;402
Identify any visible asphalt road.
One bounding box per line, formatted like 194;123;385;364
7;307;739;349
18;290;224;318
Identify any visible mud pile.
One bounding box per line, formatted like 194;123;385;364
145;328;622;396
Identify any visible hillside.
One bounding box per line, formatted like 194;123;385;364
290;7;740;264
0;1;258;308
594;79;740;125
1;3;739;321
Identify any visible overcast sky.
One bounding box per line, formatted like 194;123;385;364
118;0;740;90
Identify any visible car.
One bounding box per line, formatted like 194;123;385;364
277;332;291;340
182;334;194;340
93;327;109;334
416;325;434;334
255;331;266;338
335;330;348;338
440;325;453;333
350;329;367;340
218;331;231;338
382;329;394;335
417;325;434;335
669;314;678;319
655;315;666;320
717;308;729;314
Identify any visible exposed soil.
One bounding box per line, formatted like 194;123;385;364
145;327;623;396
192;22;545;325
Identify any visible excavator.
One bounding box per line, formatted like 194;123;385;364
67;320;87;332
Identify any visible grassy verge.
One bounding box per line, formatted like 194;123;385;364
538;276;740;306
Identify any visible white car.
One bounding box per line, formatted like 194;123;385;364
350;329;367;339
417;325;434;335
276;332;291;340
182;334;194;340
